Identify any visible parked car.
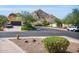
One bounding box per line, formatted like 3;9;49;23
67;26;79;31
5;23;13;28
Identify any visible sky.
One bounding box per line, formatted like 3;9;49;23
0;5;78;19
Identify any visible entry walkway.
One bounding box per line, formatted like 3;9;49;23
0;38;25;53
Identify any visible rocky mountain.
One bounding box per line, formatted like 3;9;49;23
31;9;57;25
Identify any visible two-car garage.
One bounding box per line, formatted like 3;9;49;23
11;21;21;26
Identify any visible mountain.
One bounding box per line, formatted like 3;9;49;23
31;9;57;25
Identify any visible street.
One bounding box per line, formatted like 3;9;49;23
0;28;79;40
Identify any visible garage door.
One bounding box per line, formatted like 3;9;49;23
11;21;21;26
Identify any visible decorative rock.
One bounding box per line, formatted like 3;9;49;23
77;48;79;52
77;50;79;52
33;39;36;42
25;40;28;43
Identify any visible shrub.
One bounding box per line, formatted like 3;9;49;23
42;20;49;26
0;26;3;31
43;36;70;53
21;23;36;30
0;27;1;31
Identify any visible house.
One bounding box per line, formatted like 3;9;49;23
62;24;72;28
8;13;22;26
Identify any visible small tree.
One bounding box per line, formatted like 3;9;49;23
21;11;36;24
42;20;49;26
62;8;79;25
0;15;8;27
55;18;62;27
21;11;36;30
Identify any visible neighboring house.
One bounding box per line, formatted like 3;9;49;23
8;13;22;26
62;24;72;28
31;9;56;25
48;23;57;27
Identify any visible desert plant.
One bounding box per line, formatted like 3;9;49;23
43;36;70;53
25;40;28;43
16;34;20;40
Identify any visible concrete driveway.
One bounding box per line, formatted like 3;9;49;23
3;26;21;32
0;38;25;53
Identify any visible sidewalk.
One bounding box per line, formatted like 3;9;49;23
0;38;25;53
52;28;67;31
61;36;79;43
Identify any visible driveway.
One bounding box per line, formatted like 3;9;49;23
0;38;25;53
3;26;21;32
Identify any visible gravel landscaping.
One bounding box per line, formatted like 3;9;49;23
9;37;79;53
10;38;48;53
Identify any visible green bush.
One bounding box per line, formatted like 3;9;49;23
0;26;3;31
43;36;70;53
21;23;36;30
0;27;2;31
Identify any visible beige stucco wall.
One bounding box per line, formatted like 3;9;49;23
62;24;72;28
49;23;57;27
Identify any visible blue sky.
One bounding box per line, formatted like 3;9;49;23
0;5;78;19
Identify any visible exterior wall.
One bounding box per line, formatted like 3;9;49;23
8;15;22;26
62;24;72;28
49;23;57;27
8;14;16;21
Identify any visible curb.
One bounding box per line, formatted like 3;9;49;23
52;28;67;31
0;36;79;43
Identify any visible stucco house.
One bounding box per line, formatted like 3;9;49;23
8;13;22;26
